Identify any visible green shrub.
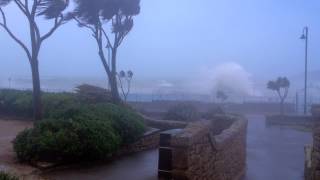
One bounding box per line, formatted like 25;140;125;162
13;119;121;163
0;89;33;116
75;84;112;104
45;103;146;144
42;92;78;118
90;104;146;144
0;171;19;180
13;103;146;163
164;103;199;122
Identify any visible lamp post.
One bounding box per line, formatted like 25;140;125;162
300;26;309;115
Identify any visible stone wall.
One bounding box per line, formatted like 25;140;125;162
159;115;247;180
118;128;161;155
141;114;188;130
306;126;320;180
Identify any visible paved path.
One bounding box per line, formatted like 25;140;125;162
3;115;311;180
244;115;312;180
0;119;36;176
43;149;159;180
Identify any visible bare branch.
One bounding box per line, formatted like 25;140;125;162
24;0;29;12
0;22;31;61
40;16;63;42
117;31;130;46
14;0;28;16
101;28;113;49
30;0;37;17
0;8;6;25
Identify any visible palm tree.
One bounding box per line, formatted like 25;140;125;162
267;77;290;115
69;0;140;103
118;70;133;102
0;0;69;120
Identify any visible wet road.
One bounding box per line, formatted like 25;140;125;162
45;115;312;180
244;115;312;180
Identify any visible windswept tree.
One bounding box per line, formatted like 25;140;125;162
267;77;290;115
70;0;140;103
0;0;70;120
117;70;133;102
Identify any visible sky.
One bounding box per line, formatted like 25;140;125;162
0;0;320;94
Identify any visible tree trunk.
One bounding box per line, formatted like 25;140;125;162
280;100;284;116
109;74;121;103
30;60;42;120
110;47;121;103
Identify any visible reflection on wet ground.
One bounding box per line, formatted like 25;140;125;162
45;114;312;180
44;149;158;180
244;115;312;180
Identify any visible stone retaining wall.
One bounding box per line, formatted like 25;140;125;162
159;115;247;180
118;128;161;155
141;114;188;130
306;126;320;180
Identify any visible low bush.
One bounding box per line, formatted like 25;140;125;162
13;118;121;163
46;103;146;144
75;84;112;104
42;92;78;118
0;171;19;180
2;89;146;163
0;89;33;117
164;103;199;122
13;103;146;163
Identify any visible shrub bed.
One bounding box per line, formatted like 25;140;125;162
0;88;146;163
13;103;146;163
14;119;121;163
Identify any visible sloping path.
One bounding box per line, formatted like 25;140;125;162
244;115;312;180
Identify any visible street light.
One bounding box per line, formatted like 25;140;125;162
300;26;309;115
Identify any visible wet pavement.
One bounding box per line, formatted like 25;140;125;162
0;119;36;176
44;114;312;180
244;114;312;180
44;149;159;180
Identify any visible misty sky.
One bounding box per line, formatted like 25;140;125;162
0;0;320;88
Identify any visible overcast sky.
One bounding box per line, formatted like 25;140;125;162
0;0;319;90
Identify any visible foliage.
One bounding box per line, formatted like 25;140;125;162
267;77;290;92
164;103;199;122
68;0;141;103
9;91;146;163
1;89;146;162
0;171;19;180
74;84;112;104
118;70;134;102
42;92;79;118
267;77;290;114
0;89;33;117
13;118;120;163
46;103;146;144
0;90;78;118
